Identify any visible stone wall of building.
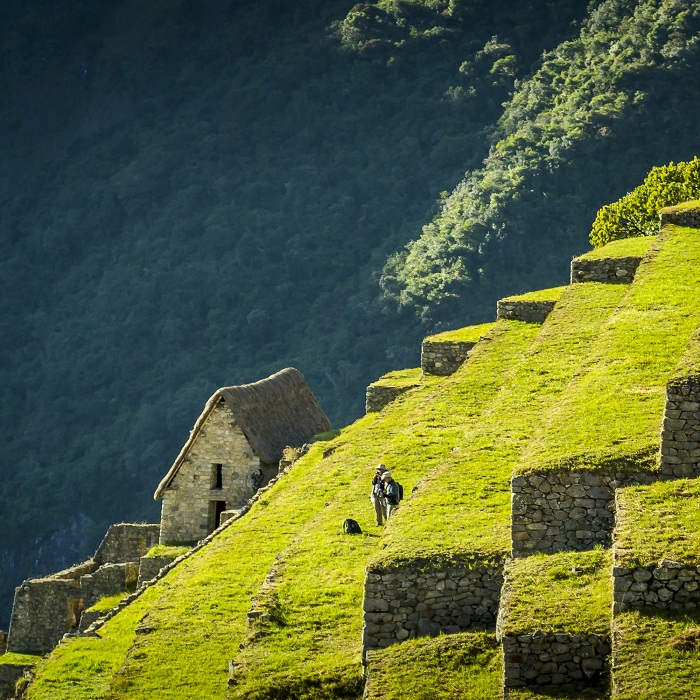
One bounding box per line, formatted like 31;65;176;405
660;208;700;228
496;300;557;324
94;523;160;565
612;558;700;613
420;340;475;376
659;382;700;478
570;256;642;284
502;632;610;688
365;384;416;413
159;401;261;543
362;563;503;658
511;471;656;555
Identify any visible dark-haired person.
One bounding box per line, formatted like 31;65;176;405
382;471;400;520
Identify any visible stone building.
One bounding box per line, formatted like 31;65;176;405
154;368;331;544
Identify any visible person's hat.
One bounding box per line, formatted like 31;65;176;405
375;463;387;471
381;471;392;479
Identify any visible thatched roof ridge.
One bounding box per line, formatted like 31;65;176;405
154;368;331;500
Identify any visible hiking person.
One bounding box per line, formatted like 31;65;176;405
382;471;401;520
370;464;387;525
251;468;264;491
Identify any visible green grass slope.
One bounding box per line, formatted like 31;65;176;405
227;319;540;698
363;632;502;700
518;225;700;476
26;319;535;700
376;281;630;570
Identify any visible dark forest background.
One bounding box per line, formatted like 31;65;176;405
0;0;698;625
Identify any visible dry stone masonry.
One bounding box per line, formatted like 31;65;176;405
158;401;261;543
511;471;656;556
612;558;700;614
569;256;643;284
7;524;157;654
502;632;610;688
365;381;419;413
496;299;556;324
420;338;476;376
660;207;700;228
362;562;503;659
659;382;700;478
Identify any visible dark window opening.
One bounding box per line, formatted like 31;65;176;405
211;463;223;489
208;500;227;533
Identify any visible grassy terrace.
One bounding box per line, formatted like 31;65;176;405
423;321;494;344
500;285;567;303
0;652;40;667
27;426;393;700
228;319;540;698
574;236;655;261
670;325;700;383
374;281;629;568
615;479;700;568
613;609;700;700
500;549;612;637
363;632;501;700
368;367;423;389
517;226;700;475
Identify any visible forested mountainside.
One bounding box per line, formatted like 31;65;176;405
0;0;697;627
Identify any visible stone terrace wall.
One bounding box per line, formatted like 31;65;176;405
365;384;416;413
511;471;656;555
660;208;700;228
0;664;31;700
421;339;475;376
497;300;556;324
659;382;700;478
137;555;176;588
502;632;610;688
7;577;82;653
613;558;700;614
362;563;503;659
570;256;642;284
94;523;160;565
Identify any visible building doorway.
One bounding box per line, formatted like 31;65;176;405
208;500;227;533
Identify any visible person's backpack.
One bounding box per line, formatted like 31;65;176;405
343;518;362;535
396;482;404;502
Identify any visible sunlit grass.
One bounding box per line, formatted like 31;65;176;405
614;609;700;700
501;549;612;636
518;226;700;475
615;479;700;568
377;281;629;568
364;632;502;700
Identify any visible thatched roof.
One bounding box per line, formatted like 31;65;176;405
154;368;331;499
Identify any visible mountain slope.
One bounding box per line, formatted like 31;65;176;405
16;210;700;698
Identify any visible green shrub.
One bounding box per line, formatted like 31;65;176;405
590;157;700;247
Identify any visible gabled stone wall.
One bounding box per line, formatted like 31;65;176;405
159;401;261;543
511;471;656;556
570;256;642;284
659;381;700;478
496;300;556;324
